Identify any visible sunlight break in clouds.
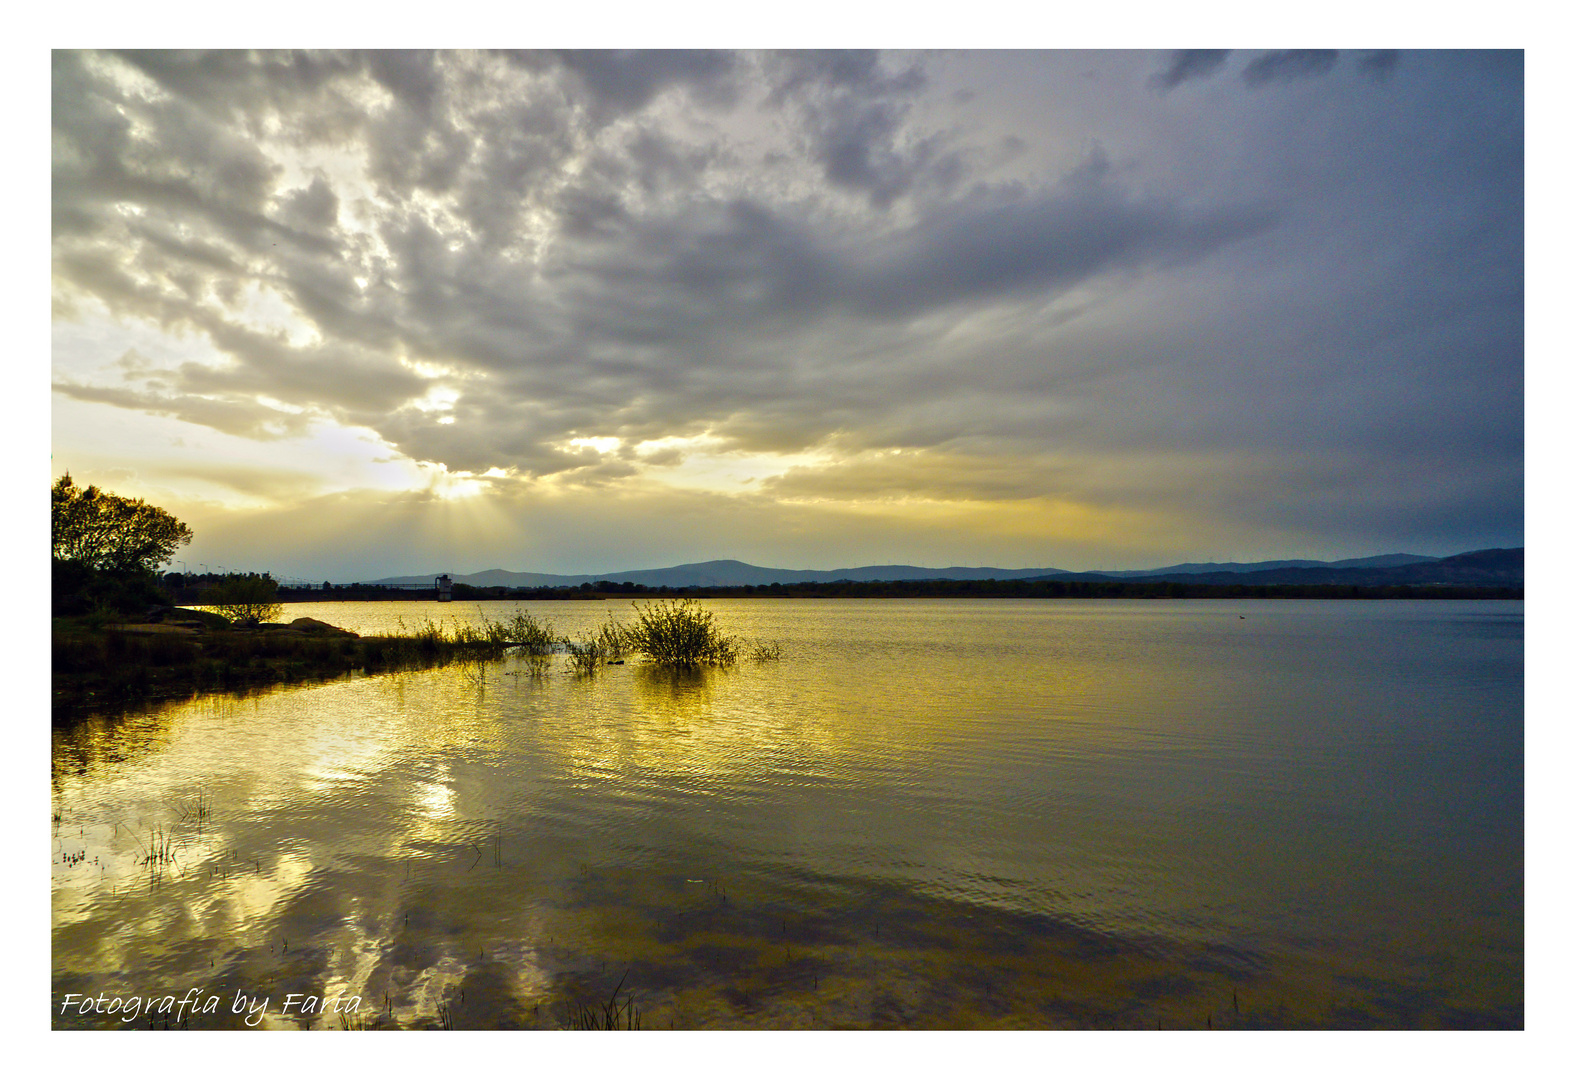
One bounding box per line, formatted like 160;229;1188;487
51;50;1522;579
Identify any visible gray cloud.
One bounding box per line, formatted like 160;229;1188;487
764;50;925;105
539;50;741;117
111;50;366;127
52;50;1523;562
52;379;314;440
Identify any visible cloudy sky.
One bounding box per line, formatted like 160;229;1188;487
50;49;1523;580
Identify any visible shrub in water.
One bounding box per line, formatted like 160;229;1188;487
563;613;635;675
591;613;630;659
624;599;737;669
564;633;606;676
502;611;559;655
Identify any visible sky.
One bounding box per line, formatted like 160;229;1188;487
49;48;1524;581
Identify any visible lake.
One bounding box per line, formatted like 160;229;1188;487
51;598;1522;1029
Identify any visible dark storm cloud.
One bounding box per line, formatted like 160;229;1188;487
1241;50;1340;86
764;51;942;207
764;50;925;105
1151;50;1230;90
1151;49;1393;96
52;50;1523;555
366;50;444;114
531;50;742;116
844;163;1276;317
548;149;1273;335
1356;51;1402;81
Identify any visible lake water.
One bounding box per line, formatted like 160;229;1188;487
51;599;1522;1029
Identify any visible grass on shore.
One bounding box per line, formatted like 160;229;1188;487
53;600;780;719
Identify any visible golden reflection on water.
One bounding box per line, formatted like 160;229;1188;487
52;599;1522;1028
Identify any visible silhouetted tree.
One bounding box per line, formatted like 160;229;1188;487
52;473;192;574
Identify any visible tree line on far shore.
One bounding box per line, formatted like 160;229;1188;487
276;579;1522;602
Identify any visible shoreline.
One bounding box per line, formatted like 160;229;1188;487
51;587;1522;721
51;613;512;723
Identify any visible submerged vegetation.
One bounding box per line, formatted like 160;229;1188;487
623;598;738;669
748;640;784;662
500;611;559;655
564;614;630;676
568;971;641;1030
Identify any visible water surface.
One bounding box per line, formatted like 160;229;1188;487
52;599;1522;1028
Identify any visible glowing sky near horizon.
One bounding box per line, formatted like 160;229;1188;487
50;49;1522;579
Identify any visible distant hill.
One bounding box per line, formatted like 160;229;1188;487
360;550;1517;590
369;559;1073;589
1328;553;1445;570
1089;553;1438;579
1026;548;1521;588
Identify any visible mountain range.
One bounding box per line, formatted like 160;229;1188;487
365;549;1522;589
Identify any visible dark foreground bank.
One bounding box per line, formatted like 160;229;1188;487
51;609;512;722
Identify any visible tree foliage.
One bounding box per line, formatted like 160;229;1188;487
201;573;283;626
52;473;193;574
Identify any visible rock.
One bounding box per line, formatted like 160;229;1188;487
288;617;359;637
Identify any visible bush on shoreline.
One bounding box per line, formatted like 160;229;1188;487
200;573;283;626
